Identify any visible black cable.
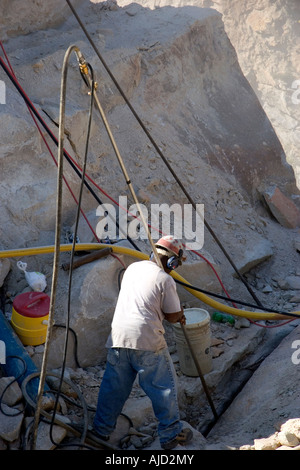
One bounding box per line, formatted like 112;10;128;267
120;412;134;428
65;0;264;309
117;267;125;291
0;50;136;449
49;58;96;451
0;290;29;417
22;372;113;450
0;56;141;253
53;324;81;368
0;355;27;416
47;389;95;412
175;279;300;320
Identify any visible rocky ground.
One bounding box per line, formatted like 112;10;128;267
0;0;299;452
0;311;299;450
1;236;300;451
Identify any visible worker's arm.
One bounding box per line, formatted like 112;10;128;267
161;276;185;324
163;306;186;325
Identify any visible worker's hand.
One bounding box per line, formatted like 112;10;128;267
163;307;185;324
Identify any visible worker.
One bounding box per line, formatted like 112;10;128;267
93;235;193;450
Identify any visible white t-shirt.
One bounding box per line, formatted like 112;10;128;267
106;260;181;352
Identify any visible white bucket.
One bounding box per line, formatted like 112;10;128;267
173;308;212;377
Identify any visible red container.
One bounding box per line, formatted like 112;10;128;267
13;292;50;318
11;292;50;346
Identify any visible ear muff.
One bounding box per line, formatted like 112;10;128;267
167;248;183;270
150;249;183;270
166;255;180;270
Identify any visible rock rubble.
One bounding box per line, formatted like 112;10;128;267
241;418;300;450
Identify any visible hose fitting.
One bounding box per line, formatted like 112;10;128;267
75;50;98;91
74;49;89;76
79;61;89;76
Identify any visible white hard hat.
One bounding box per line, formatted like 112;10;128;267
155;235;185;260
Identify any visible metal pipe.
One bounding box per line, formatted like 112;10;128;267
30;44;80;450
78;61;218;418
80;61;162;267
180;323;218;419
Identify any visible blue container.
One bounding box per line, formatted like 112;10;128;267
0;310;49;402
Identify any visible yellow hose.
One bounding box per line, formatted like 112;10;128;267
1;243;299;321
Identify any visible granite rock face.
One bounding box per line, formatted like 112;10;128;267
124;0;300;189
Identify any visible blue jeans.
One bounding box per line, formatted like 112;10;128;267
93;347;182;445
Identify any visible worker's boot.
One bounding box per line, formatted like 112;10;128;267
161;428;193;450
